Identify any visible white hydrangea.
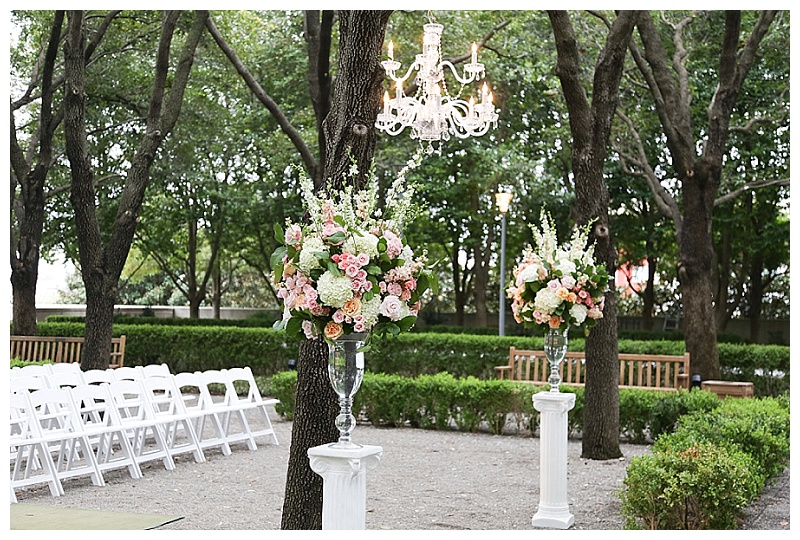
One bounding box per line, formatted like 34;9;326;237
534;288;562;314
361;295;382;328
570;303;588;325
342;231;379;258
316;271;353;308
297;237;326;273
554;256;576;276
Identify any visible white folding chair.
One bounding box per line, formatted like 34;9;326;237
17;364;52;379
225;367;279;446
48;362;82;375
113;366;143;381
82;368;116;385
46;370;85;389
140;363;171;379
9;390;64;502
106;380;175;471
68;384;143;480
10;375;50;393
173;371;231;457
141;376;206;463
197;369;257;451
25;387;106;490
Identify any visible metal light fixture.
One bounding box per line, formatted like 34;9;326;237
495;191;513;337
376;16;498;144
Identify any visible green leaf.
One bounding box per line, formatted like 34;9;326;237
325;231;346;244
285;316;304;337
274;222;285;244
377;237;388;253
396;315;417;332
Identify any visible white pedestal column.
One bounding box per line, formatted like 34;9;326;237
531;391;575;529
307;443;383;530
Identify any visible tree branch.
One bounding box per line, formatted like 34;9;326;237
714;177;790;207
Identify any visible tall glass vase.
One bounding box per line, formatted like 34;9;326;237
544;327;569;393
327;332;368;448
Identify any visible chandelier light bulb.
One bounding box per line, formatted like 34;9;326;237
376;20;499;144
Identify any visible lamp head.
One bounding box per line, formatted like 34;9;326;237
495;192;513;214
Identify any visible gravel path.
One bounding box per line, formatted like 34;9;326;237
12;407;789;530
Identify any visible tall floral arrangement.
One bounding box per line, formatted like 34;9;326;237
271;154;437;347
507;209;609;334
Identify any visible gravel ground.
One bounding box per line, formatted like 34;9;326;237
12;406;789;531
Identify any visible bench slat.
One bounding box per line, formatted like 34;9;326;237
10;335;126;368
499;348;691;392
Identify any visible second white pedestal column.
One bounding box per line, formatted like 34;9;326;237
531;391;575;529
307;443;383;530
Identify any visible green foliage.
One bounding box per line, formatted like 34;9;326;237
620;443;761;529
45;313;281;328
656;396;790;479
646;389;721;440
620;395;790;530
33;322;789;396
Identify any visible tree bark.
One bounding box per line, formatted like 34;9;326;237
9;11;64;336
63;10;208;370
281;10;392;530
548;10;638;460
634;10;777;379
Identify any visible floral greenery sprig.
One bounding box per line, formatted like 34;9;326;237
271;150;437;349
506;208;609;335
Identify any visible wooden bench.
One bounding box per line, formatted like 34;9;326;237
701;380;754;398
10;335;127;369
495;347;690;391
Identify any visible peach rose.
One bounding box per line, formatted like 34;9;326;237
548;315;562;329
324;321;344;340
341;298;362;318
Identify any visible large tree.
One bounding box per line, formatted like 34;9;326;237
623;11;779;378
278;11;393;530
547;10;639;460
63;10;209;369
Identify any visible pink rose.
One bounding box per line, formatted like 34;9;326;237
379;295;404;321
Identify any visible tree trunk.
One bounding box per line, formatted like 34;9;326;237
678;161;720;380
280;338;339;529
548;10;637;460
281;10;392;530
62;10;208;369
10;12;64;336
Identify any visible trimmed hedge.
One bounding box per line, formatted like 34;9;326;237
32;322;789;396
619;395;790;529
262;370;731;442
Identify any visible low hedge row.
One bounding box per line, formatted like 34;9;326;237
32;322;790;396
263;370;724;441
620;395;790;529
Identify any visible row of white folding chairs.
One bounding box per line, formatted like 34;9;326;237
10;364;280;451
10;380;190;503
10;367;279;501
11;362;171;387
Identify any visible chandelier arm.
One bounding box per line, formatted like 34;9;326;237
440;61;480;86
386;62;421;87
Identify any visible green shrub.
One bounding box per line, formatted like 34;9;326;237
657;396;790;479
646;389;721;440
618;389;660;443
620;443;761;529
260;370;298;420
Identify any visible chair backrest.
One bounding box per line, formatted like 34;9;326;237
113;366;143;381
46;370;85;389
107;380;153;422
141;375;187;417
173;371;210;411
140;363;171;379
17;364;52;378
68;383;121;430
10;375;50;393
82;369;117;385
26;387;84;436
197;369;233;404
48;362;82;375
226;366;265;403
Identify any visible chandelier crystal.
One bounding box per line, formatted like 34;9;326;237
376;20;498;144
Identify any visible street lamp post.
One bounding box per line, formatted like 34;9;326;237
495;192;513;336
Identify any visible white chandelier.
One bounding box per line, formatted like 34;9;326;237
376;19;498;143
